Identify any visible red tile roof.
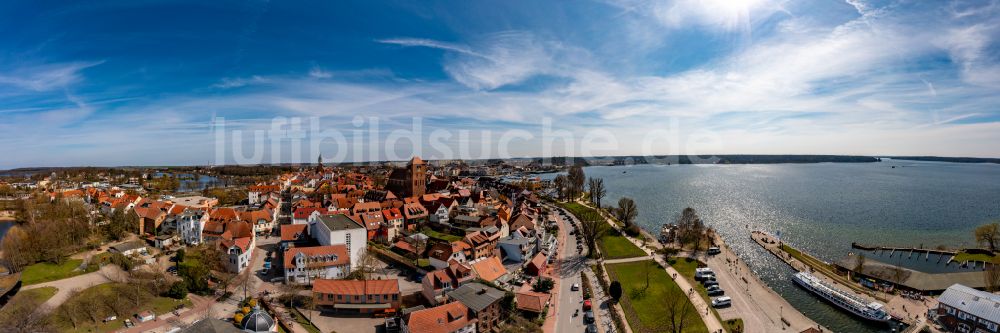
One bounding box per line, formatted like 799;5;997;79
515;291;550;313
312;279;399;296
280;224;308;242
470;256;508;283
407;302;474;333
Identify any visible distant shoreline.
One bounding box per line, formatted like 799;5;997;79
4;154;1000;173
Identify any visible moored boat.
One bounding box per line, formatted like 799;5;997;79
792;272;891;323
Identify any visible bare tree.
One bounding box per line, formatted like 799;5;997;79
579;211;608;258
615;197;638;227
587;178;606;208
987;259;1000;292
0;293;55;333
662;288;696;333
976;222;1000;252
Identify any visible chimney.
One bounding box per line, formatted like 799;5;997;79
477;288;487;295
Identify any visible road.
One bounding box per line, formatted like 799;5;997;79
708;233;822;332
551;208;589;333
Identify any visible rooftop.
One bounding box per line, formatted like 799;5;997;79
446;283;506;313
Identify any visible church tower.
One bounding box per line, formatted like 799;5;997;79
316;154;324;173
408;156;426;197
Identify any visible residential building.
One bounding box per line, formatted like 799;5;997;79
936;284;1000;333
382;208;404;243
469;256;510;285
309;214;367;271
109;241;147;256
404;301;476;333
447;283;505;333
312;279;401;314
280;224;309;250
284;245;351;284
514;291;550;315
221;236;254;273
248;185;281;205
463;228;500;261
422;261;474;305
177;209;208;245
428;241;471;269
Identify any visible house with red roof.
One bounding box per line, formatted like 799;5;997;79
421;261;474;305
283;245;350;284
428;241;471;270
381;208;404;244
404;301;475;333
312;279;400;314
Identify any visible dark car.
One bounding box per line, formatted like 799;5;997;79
584;311;595;323
703;280;719;288
706;286;725;296
586;324;598;333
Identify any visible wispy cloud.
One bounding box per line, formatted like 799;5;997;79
0;61;103;92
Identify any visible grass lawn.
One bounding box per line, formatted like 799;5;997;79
291;307;322;333
599;233;647;259
19;286;58;304
420;227;463;242
606;260;707;333
668;257;711;302
954;251;996;263
21;259;96;285
723;318;745;333
53;282;193;333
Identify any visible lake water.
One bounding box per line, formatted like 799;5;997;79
543;159;1000;332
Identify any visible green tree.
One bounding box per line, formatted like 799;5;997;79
166;280;189;299
532;277;554;293
609;280;623;301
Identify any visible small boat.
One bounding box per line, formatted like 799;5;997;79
792;272;891;323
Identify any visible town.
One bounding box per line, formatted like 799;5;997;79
2;156;998;333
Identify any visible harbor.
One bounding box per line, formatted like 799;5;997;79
752;231;937;331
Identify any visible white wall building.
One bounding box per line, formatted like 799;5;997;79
177;209;208;245
309;214;367;271
283;245;351;284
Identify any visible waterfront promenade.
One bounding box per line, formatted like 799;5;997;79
752;231;935;328
574;200;821;333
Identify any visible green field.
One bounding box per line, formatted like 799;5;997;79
52;282;192;333
668;257;712;302
420;227;463;242
606;260;707;333
20;259;96;285
954;251;996;263
19;286;58;304
599;233;648;259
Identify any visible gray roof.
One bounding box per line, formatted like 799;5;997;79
446;282;506;312
499;236;533;246
317;214;364;231
111;241;146;252
939;284;1000;323
183;318;242;333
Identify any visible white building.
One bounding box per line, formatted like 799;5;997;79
223;237;254;273
283;245;351;284
177;209;208;245
309;214;367;271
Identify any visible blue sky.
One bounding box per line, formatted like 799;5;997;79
1;0;999;168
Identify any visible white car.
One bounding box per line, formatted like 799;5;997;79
711;296;732;308
571;283;580;291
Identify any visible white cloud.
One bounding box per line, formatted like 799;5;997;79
212;75;268;88
308;66;332;79
0;61;103;92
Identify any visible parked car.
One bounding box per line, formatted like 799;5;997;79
711;296;732;308
103;315;117;323
586;324;598;333
584;310;595;323
703;280;720;288
583;299;592;311
123;319;134;328
706;286;725;296
707;247;721;255
572;283;580;291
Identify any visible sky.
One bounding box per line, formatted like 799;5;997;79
1;0;1000;168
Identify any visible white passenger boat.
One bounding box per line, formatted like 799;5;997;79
792;272;891;323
